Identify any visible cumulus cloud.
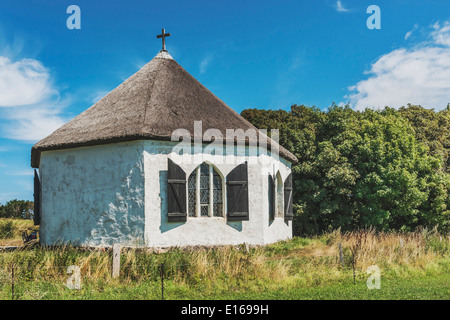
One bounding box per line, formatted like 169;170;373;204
2;100;68;142
0;57;55;107
0;55;68;142
431;21;450;46
346;22;450;110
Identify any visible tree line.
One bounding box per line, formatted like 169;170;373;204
0;199;34;219
241;104;450;235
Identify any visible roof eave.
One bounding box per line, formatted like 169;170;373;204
31;135;298;168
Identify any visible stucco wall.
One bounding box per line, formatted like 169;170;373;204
143;141;292;247
39;141;145;246
261;155;293;245
39;140;292;247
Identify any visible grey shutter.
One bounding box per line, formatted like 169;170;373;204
226;162;249;221
284;173;294;221
268;174;275;220
33;169;41;226
167;159;187;222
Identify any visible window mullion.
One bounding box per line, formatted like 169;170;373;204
196;166;200;217
209;165;213;217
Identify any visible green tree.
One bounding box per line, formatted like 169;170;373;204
397;104;450;173
0;199;34;219
242;104;450;235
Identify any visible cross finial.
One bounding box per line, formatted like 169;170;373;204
156;28;171;51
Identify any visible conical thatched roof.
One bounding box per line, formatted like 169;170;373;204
31;51;298;168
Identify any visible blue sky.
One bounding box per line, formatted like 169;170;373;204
0;0;449;202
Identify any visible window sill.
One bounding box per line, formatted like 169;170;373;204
187;216;226;220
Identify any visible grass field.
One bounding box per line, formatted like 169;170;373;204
0;220;449;300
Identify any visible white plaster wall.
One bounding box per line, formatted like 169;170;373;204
143;141;292;247
255;154;293;245
38;139;292;248
39;141;145;246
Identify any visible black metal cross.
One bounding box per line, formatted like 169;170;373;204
156;28;171;51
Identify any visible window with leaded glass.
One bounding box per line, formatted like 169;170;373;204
187;163;224;218
199;163;210;216
188;169;197;217
213;170;223;217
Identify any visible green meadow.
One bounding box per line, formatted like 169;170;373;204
0;222;448;300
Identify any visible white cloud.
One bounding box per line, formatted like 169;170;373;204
335;1;349;13
2;99;68;142
346;22;450;110
5;170;33;176
199;54;213;74
90;90;110;103
0;57;55;107
431;21;450;46
404;24;418;40
0;55;68;142
0;192;20;203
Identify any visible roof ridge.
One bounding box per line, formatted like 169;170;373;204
153;50;174;60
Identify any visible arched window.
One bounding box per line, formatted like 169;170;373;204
275;171;284;218
188;163;224;217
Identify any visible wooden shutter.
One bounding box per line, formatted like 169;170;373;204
226;162;249;221
167;159;187;222
33;169;41;226
268;174;275;220
284;173;294;221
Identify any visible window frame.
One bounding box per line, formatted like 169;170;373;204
187;163;225;218
275;171;284;219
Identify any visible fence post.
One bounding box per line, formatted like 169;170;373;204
112;243;121;278
160;263;164;300
11;264;15;300
338;242;344;269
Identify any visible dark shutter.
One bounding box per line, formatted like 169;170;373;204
167;159;187;222
33;169;41;226
268;174;275;220
284;173;294;221
226;162;249;221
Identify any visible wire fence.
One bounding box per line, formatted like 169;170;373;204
1;232;448;300
0;253;416;300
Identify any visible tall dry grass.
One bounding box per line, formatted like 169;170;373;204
323;227;450;273
0;228;448;291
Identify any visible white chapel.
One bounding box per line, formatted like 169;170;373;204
31;30;298;247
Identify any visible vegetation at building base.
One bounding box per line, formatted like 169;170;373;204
0;227;448;300
241;104;450;235
0;103;449;299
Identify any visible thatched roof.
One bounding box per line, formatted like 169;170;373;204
31;50;298;168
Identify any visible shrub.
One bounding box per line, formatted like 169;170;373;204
0;220;15;239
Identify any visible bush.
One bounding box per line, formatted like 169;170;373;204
242;104;450;235
0;220;15;239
